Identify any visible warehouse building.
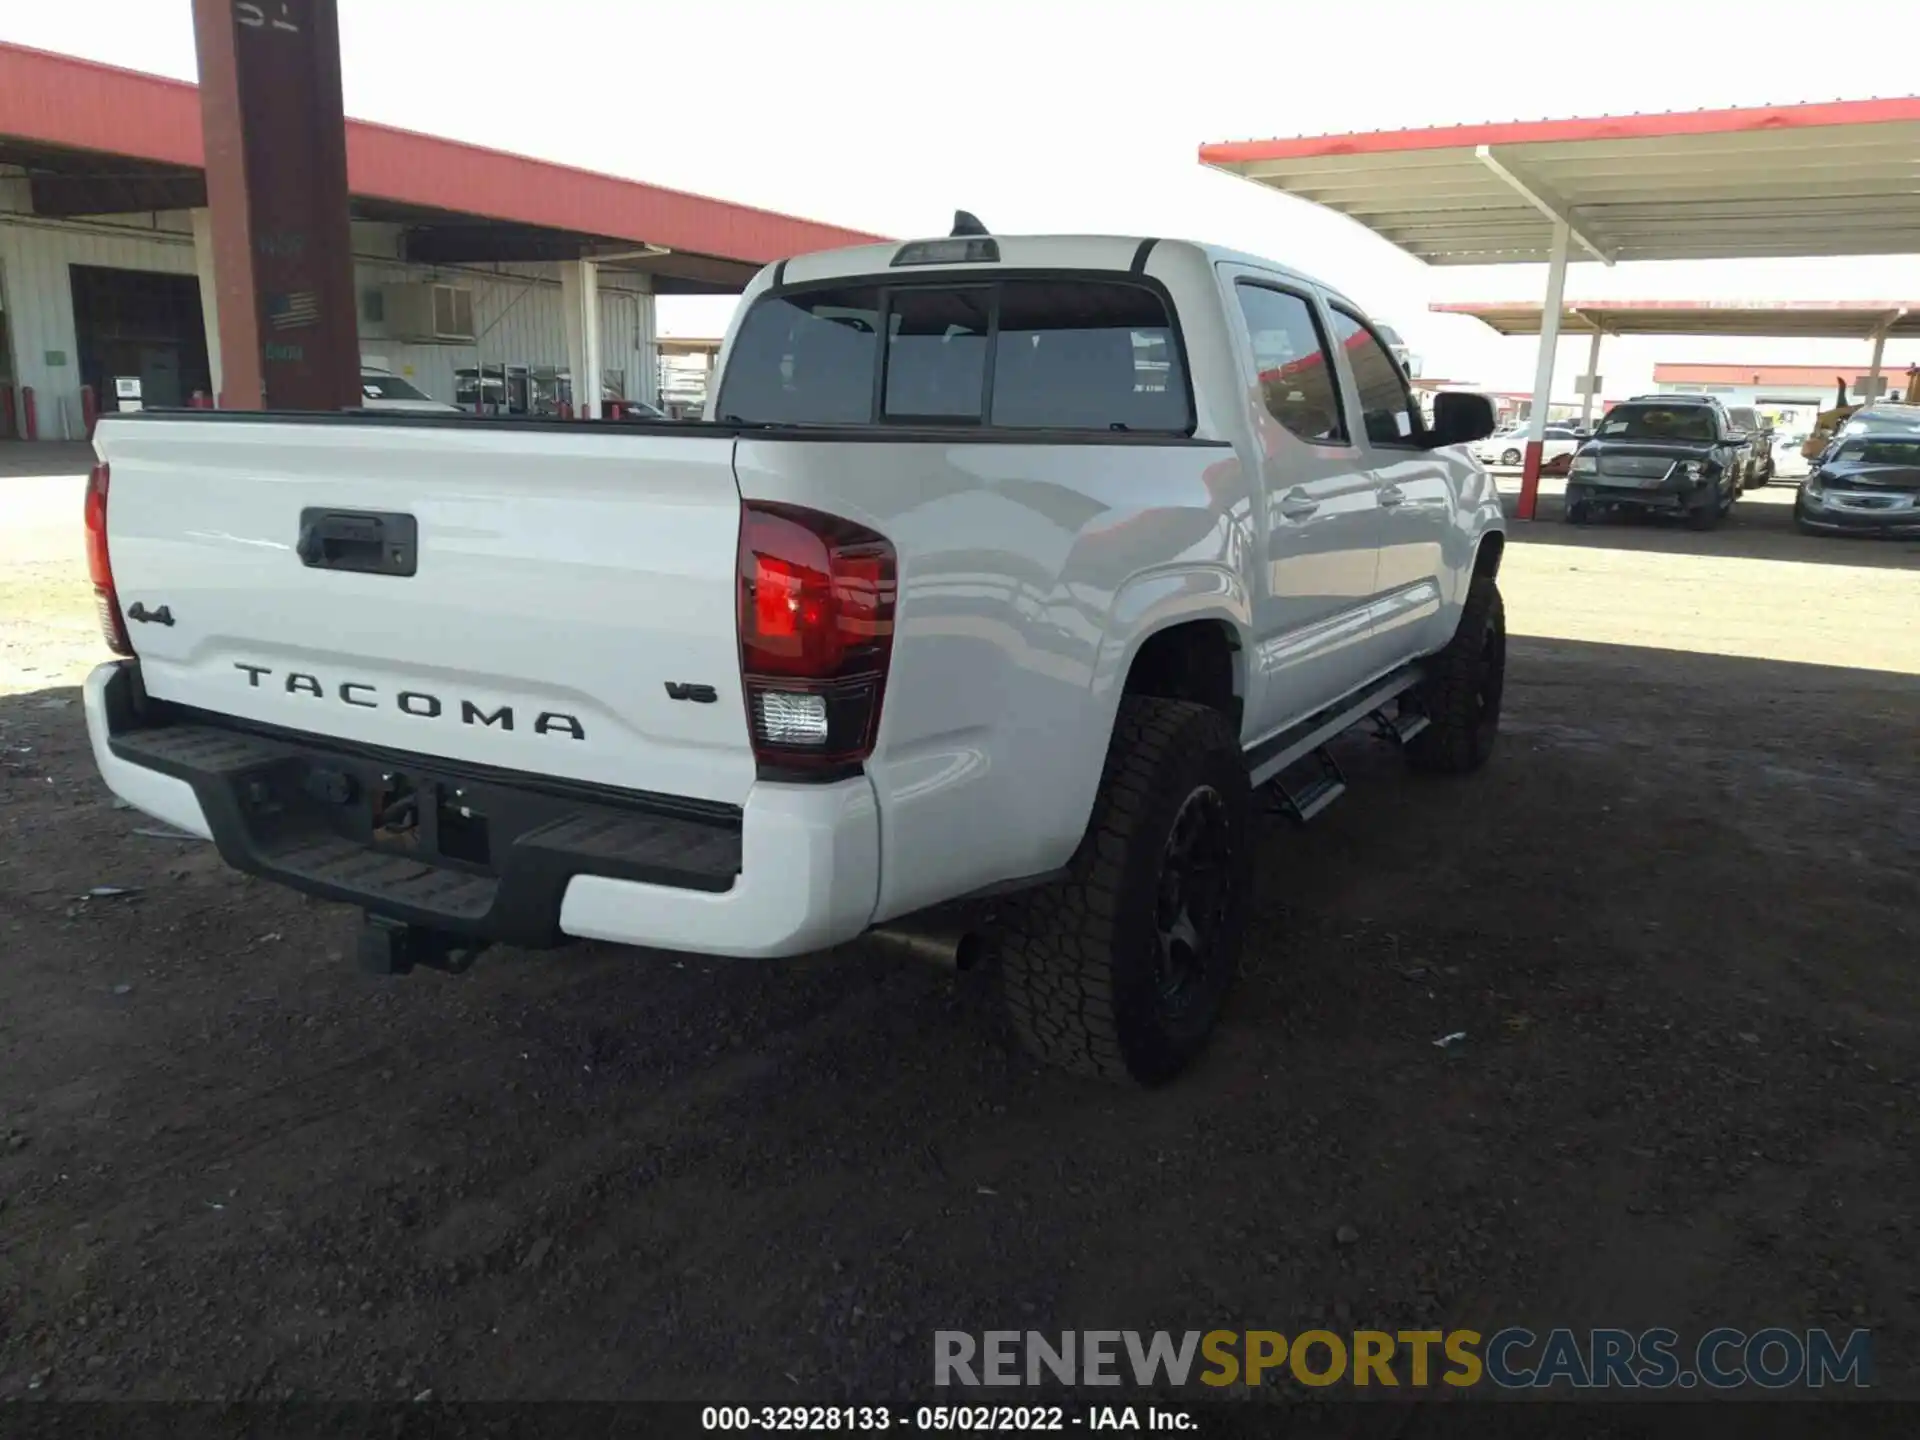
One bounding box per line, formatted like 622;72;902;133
0;42;879;440
1650;362;1914;432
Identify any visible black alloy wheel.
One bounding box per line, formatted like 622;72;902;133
1153;784;1234;1017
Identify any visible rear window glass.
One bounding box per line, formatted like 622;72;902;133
1835;436;1920;465
1841;411;1920;438
885;287;990;421
360;373;433;402
990;281;1188;432
1598;405;1718;443
718;277;1190;432
718;286;883;425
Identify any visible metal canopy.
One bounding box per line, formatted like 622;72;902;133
1199;99;1920;266
1434;300;1920;338
0;41;884;289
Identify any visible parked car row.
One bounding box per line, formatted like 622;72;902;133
1524;391;1915;540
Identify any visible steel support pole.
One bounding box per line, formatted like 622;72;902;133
1579;328;1603;428
191;0;359;411
1517;219;1571;521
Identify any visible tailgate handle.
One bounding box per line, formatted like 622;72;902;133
296;509;418;577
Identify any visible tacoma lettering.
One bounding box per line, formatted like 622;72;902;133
230;662;583;739
461;701;512;730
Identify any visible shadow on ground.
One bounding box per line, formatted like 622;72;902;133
0;635;1916;1401
1503;483;1920;571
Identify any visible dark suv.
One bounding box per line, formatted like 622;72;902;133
1565;395;1750;529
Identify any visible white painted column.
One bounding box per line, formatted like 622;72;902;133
1865;329;1887;402
1579;328;1603;427
189;208;224;404
561;258;602;418
1519;219;1571;521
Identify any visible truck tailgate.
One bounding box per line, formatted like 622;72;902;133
96;416;757;806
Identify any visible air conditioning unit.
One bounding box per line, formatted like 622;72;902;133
380;283;476;344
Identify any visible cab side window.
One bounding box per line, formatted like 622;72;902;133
1328;306;1422;448
1234;282;1347;445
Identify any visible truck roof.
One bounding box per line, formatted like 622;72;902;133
768;233;1354;311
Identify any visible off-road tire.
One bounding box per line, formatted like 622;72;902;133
1687;492;1724;530
997;696;1251;1085
1564;488;1594;526
1406;573;1505;775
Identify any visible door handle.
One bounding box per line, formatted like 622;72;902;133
1278;489;1319;520
1377;484;1406;508
296;508;419;577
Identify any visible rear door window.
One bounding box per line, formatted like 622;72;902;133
719;276;1190;433
1233;282;1347;445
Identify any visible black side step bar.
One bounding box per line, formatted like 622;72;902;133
1268;747;1347;824
1370;699;1431;747
1243;664;1423;793
1255;682;1436;826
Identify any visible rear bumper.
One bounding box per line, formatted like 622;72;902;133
84;662;879;959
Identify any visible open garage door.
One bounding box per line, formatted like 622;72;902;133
68;265;212;414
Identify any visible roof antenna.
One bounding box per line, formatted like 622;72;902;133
951;210;989;237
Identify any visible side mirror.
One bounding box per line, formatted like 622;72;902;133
1724;429;1749;445
1426;391;1497;448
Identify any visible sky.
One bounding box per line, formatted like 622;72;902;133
11;0;1919;398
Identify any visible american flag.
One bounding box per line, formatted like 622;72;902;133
268;291;320;331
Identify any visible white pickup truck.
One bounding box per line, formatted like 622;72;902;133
82;226;1507;1084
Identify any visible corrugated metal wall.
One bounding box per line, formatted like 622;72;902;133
0;209;658;436
0;213;198;438
352;223;656;406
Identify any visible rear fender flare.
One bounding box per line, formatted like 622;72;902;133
1094;563;1252;706
1029;564;1250;869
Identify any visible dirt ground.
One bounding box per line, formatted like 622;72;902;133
2;448;1917;1405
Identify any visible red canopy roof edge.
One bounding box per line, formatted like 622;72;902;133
1653;362;1916;387
1434;299;1920;315
1199;96;1920;165
0;41;886;264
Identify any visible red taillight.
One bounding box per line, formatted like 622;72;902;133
84;461;132;657
737;501;897;772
